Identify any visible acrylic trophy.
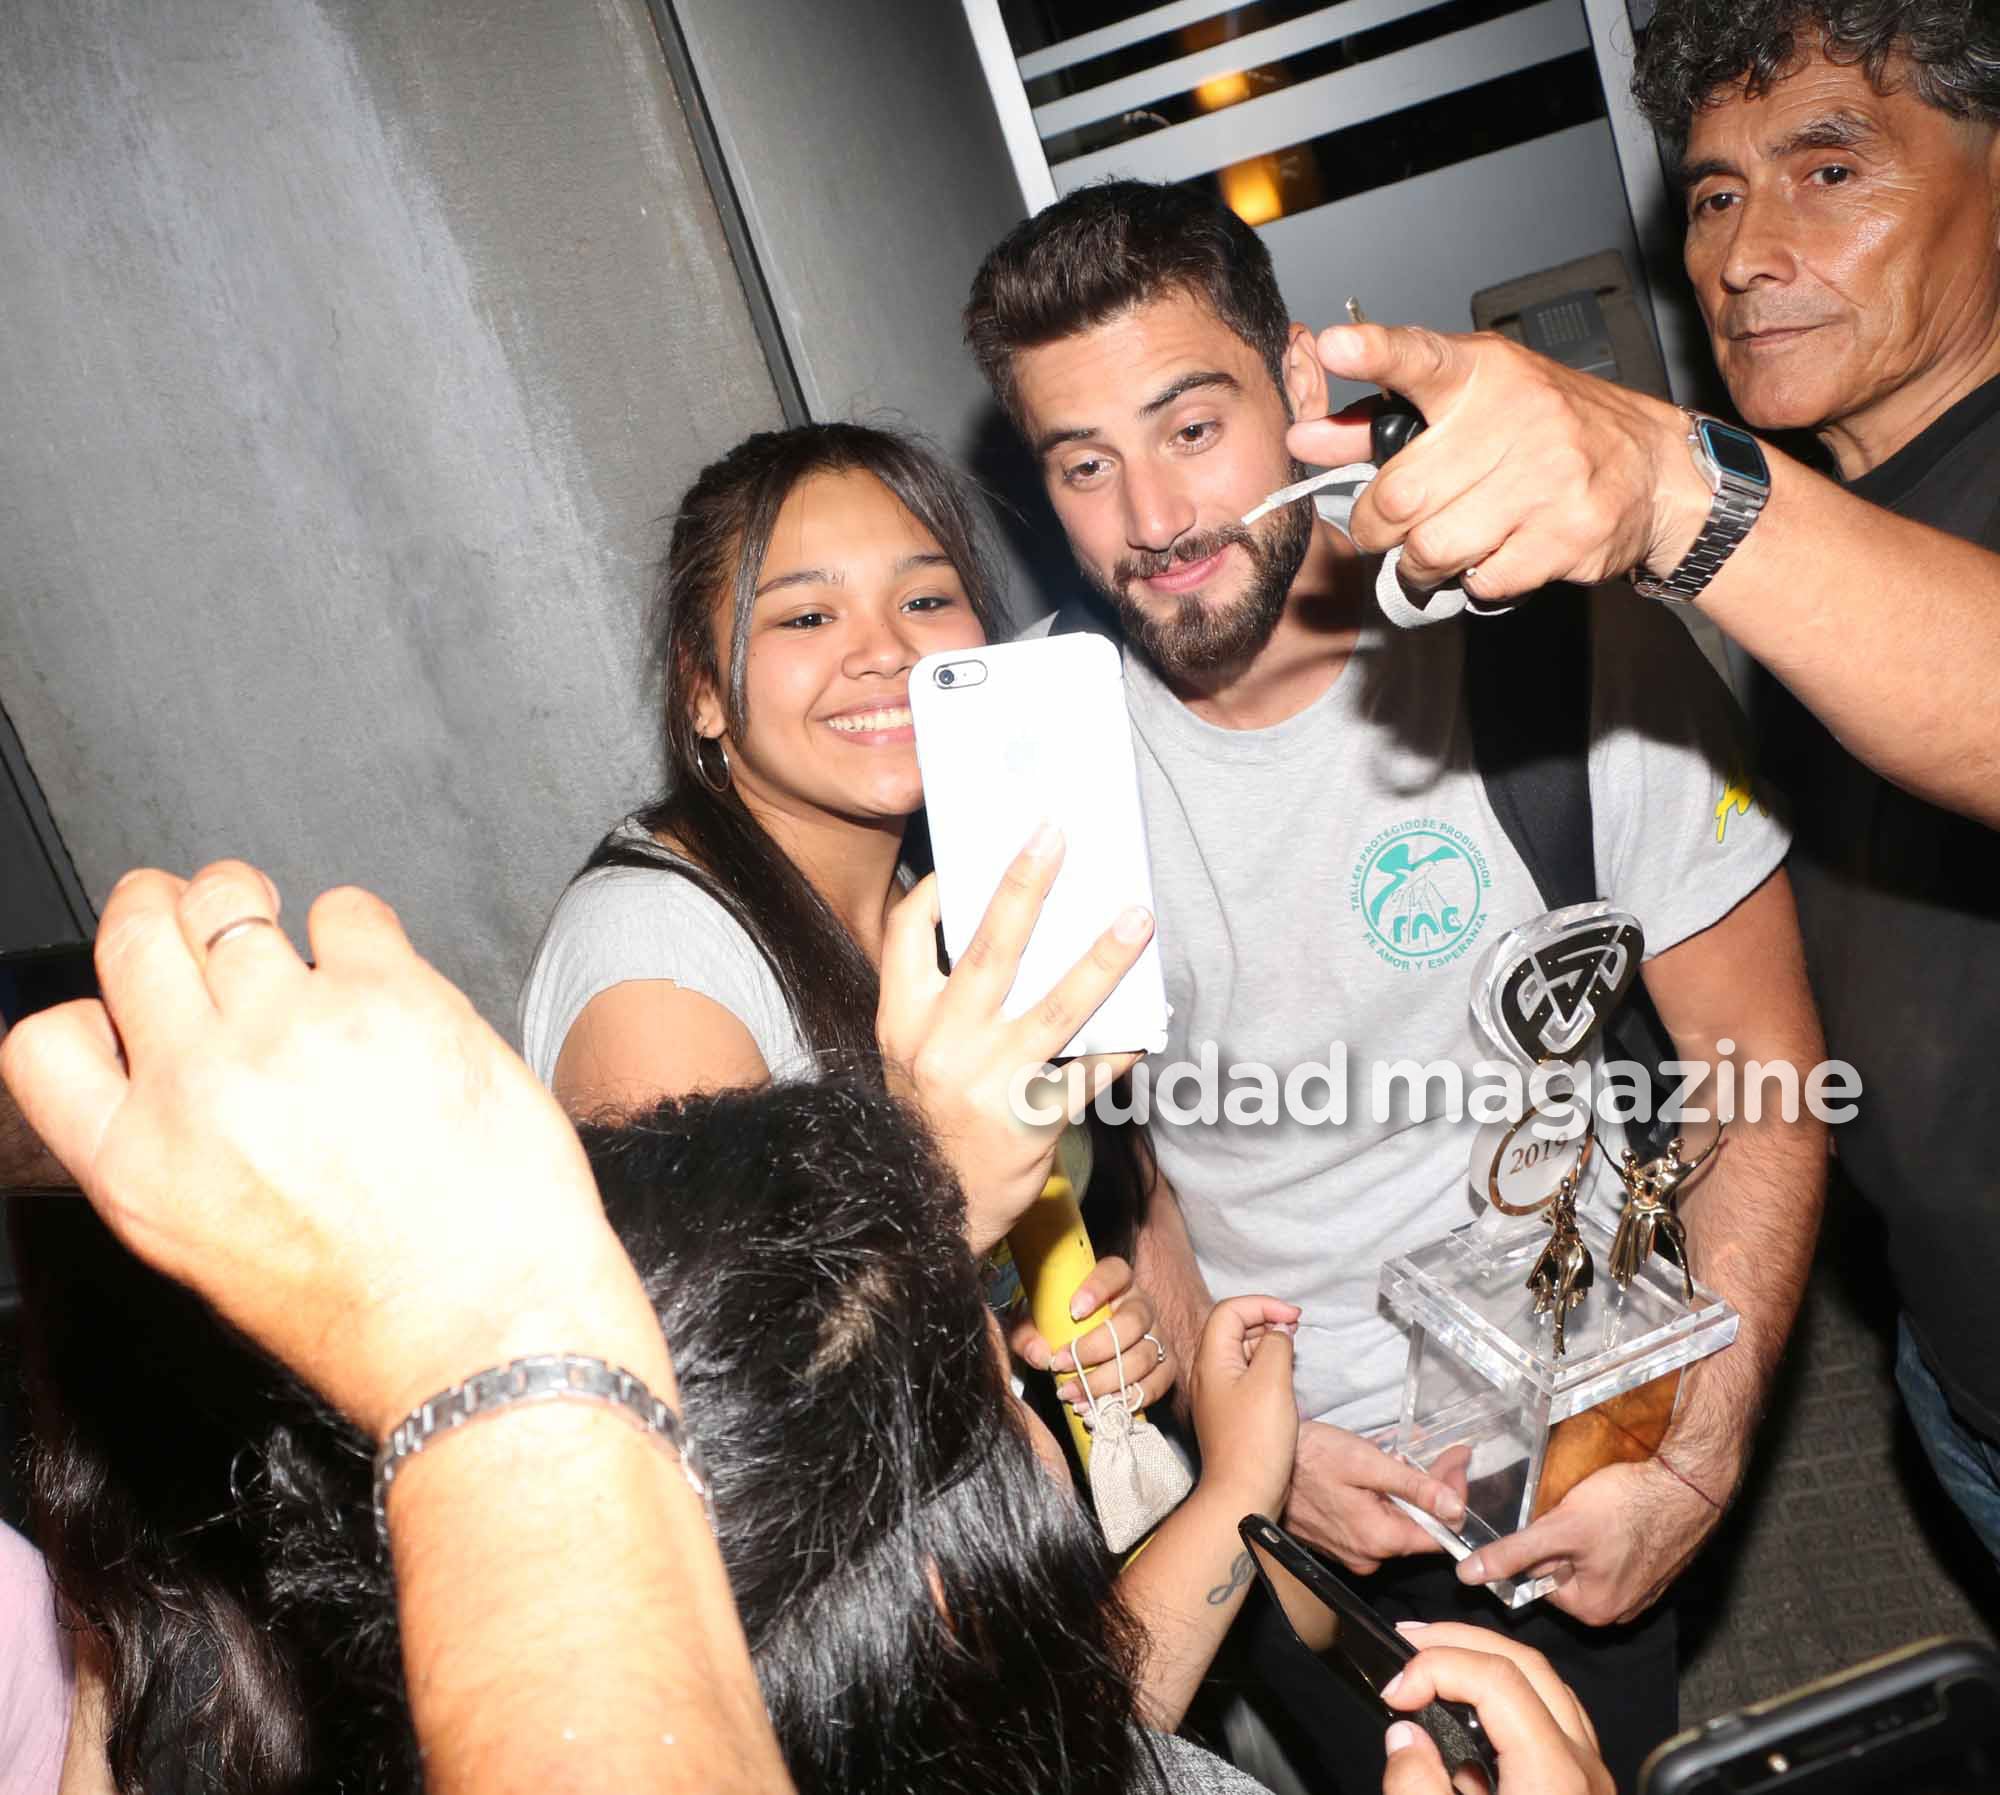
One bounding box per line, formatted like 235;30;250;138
1378;903;1739;1607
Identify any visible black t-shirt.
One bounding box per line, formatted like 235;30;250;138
1754;372;2000;1437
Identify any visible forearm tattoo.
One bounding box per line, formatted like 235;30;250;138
1206;1550;1253;1606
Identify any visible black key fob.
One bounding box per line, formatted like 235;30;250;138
1371;394;1427;464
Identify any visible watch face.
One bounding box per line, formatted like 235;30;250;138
1698;418;1770;487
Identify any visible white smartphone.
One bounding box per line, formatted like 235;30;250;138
910;634;1170;1058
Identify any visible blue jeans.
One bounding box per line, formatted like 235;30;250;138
1896;1315;2000;1567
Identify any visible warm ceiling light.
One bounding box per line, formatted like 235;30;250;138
1192;69;1252;111
1219;156;1283;226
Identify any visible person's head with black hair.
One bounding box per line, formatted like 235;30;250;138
15;1196;411;1795
584;421;1009;1071
964;180;1293;437
1633;0;2000;148
583;1080;1150;1793
1633;0;2000;466
21;1079;1159;1794
964;181;1321;686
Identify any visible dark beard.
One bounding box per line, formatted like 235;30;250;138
1085;491;1314;683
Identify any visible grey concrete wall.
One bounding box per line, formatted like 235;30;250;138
0;0;783;1025
676;0;1077;621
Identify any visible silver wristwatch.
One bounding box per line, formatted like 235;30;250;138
1631;409;1770;604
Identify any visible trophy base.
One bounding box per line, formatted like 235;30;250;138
1380;1213;1737;1610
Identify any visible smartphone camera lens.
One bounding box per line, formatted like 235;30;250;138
936;666;956;687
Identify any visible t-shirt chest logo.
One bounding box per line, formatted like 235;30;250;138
1349;818;1492;969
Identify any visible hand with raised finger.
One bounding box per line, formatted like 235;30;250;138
876;835;1152;1255
1187;1294;1302;1516
1281;392;1381;472
0;861;668;1439
1289;323;1707;601
1283;1420;1467;1576
1286;323;1468;474
1037;1255;1180;1417
1381;1622;1613;1795
1455;1455;1721;1627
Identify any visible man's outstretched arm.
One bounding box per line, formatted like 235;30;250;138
4;862;797;1795
1291;326;2000;826
1686;452;2000;824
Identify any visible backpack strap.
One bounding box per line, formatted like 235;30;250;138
1462;585;1596;910
1464;590;1677;1140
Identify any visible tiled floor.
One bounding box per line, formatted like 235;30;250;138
1676;1180;1997;1722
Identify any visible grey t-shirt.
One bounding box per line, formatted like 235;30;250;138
1045;588;1787;1431
1142;1731;1274;1793
517;833;813;1092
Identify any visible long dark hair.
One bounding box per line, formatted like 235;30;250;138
585;422;1009;1068
18;1083;1169;1793
14;1198;411;1795
582;1081;1158;1795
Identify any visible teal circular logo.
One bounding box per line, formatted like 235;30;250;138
1354;821;1487;962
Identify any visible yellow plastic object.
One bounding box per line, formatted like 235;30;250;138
1006;1169;1116;1466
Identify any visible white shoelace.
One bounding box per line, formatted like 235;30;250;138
1243;461;1483;630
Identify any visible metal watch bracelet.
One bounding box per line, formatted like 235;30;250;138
1634;481;1767;602
372;1352;714;1540
1632;408;1770;604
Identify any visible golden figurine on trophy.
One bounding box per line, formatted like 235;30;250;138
1609;1131;1724;1303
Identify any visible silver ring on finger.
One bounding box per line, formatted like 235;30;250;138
204;915;281;955
1142;1330;1167;1369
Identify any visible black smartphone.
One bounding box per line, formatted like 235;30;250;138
0;940;97;1029
1639;1638;2000;1795
1238;1514;1500;1788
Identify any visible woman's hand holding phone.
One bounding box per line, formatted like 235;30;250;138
1381;1623;1614;1795
876;828;1152;1256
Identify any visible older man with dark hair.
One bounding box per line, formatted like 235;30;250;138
1633;0;2000;149
1642;0;2000;1572
1295;0;2000;1564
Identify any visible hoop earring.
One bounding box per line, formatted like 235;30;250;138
693;734;732;795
